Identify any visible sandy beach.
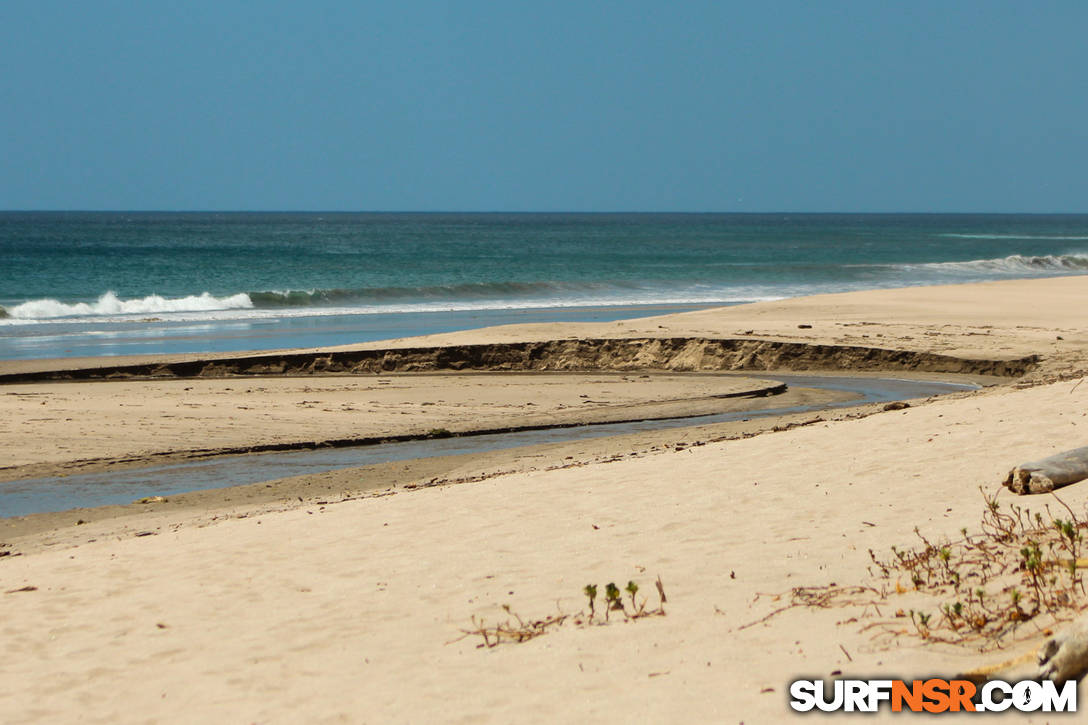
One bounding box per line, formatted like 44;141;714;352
5;276;1088;723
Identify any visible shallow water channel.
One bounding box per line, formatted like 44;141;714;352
1;374;977;517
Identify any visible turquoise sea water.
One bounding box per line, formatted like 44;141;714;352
3;212;1088;360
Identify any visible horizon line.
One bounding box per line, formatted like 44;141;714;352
3;209;1088;216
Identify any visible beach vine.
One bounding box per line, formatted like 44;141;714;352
453;575;667;649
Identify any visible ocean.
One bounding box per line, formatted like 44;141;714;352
2;212;1088;360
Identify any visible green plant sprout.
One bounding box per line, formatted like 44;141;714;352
605;582;621;620
583;584;598;620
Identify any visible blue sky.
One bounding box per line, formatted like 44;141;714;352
2;1;1086;212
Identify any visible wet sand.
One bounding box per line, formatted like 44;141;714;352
0;372;789;480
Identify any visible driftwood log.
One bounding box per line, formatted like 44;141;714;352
1038;613;1088;683
1003;445;1088;495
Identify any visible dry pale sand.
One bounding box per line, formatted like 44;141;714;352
3;276;1088;724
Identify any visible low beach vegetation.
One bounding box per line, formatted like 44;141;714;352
455;576;668;649
748;489;1088;651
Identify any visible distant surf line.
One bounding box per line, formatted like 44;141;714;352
4;251;1088;324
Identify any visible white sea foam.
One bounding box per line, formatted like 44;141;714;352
5;291;254;320
940;234;1088;241
906;253;1088;275
0;290;786;326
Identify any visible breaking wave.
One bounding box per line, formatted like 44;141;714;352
4;291;254;320
940;234;1088;241
908;253;1088;274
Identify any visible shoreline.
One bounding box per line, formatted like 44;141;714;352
6;276;1088;723
0;302;725;363
4;271;1088;371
